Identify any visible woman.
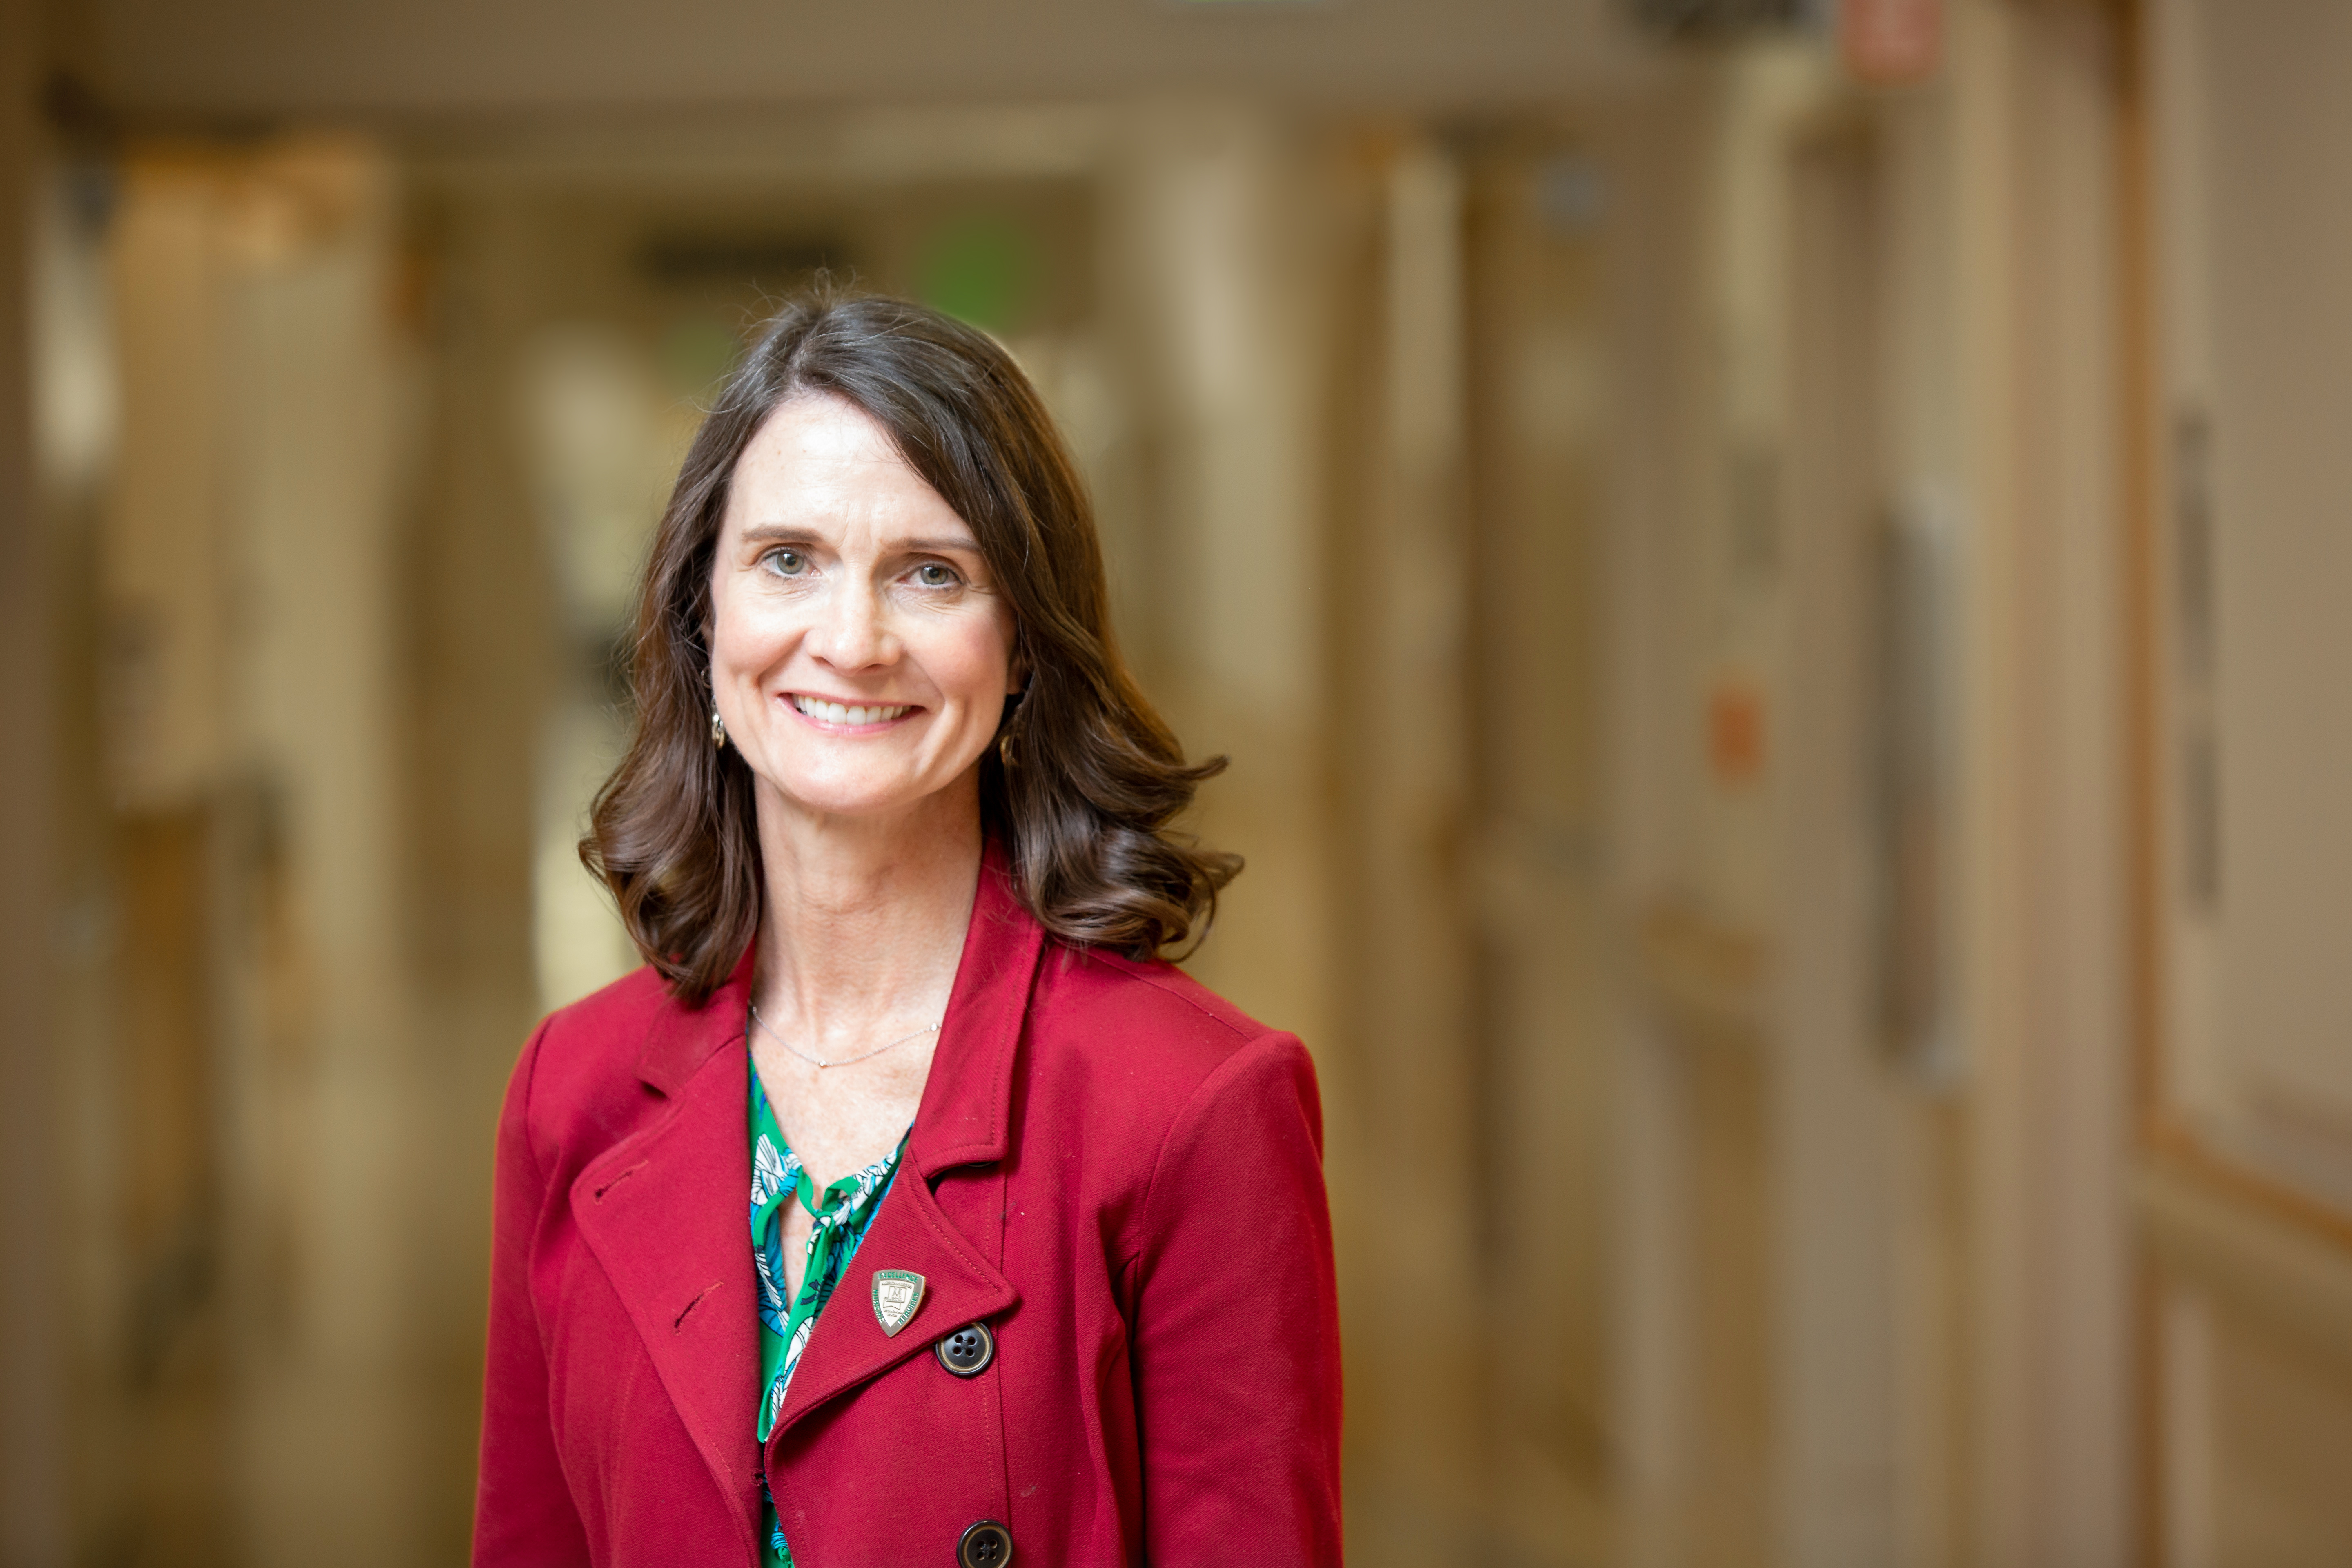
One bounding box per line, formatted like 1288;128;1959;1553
473;293;1342;1567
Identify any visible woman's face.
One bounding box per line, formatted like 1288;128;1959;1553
708;393;1020;830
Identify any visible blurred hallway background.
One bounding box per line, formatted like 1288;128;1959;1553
5;0;2352;1563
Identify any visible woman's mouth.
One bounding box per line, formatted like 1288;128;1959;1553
788;694;915;728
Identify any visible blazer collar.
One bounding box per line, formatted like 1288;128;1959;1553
572;1040;762;1561
908;840;1045;1179
636;939;758;1098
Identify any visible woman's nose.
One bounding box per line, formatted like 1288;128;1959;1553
806;580;894;670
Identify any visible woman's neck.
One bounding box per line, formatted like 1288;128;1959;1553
748;775;983;1057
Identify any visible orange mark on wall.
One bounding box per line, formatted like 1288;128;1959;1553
1842;0;1942;85
1708;681;1768;786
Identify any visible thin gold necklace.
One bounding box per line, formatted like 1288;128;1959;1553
748;1002;940;1070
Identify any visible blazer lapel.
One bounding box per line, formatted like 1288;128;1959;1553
763;1157;1018;1447
903;846;1043;1178
766;848;1045;1443
571;950;762;1559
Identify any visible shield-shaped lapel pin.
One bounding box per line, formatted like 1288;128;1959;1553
871;1269;926;1337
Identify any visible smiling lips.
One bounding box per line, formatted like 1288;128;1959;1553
790;694;916;728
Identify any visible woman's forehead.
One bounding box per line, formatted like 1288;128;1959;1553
737;393;906;481
725;395;972;546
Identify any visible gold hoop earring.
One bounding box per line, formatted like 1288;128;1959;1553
997;729;1016;769
710;707;727;749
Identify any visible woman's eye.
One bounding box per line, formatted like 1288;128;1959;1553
913;563;960;588
764;548;808;576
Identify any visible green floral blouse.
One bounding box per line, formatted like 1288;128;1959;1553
749;1063;907;1568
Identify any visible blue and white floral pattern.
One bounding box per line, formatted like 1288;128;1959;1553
749;1060;907;1568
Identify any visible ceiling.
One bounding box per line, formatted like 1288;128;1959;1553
79;0;1667;125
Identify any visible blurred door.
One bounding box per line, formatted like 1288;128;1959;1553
1606;71;1969;1568
1463;131;1615;1565
2141;1;2352;1561
1778;122;1928;1568
1312;122;1625;1568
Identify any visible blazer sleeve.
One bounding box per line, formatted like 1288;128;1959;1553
472;1021;593;1566
1128;1031;1344;1564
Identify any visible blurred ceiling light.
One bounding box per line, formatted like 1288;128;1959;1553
33;169;119;501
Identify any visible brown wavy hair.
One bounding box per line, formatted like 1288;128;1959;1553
583;291;1241;1006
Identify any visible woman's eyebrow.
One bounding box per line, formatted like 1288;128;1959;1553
738;523;822;546
736;523;980;555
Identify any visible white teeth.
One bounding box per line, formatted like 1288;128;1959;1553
793;696;908;726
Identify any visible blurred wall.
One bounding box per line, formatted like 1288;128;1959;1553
2;0;67;1557
2141;0;2352;1561
41;142;445;1564
1599;7;2140;1564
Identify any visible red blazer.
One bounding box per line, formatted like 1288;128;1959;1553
472;855;1343;1566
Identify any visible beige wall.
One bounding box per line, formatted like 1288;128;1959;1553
2143;1;2352;1561
2152;0;2352;1199
0;0;67;1557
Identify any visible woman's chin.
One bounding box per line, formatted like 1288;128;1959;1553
759;769;976;828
